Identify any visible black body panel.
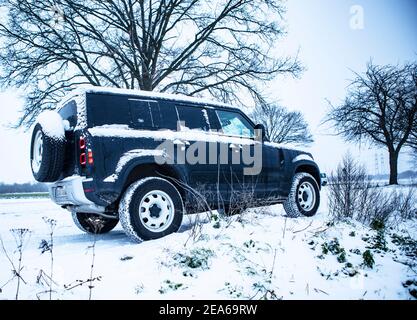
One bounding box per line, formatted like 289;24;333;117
60;91;321;214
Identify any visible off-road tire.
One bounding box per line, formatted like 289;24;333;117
30;123;65;182
283;172;320;218
72;212;119;234
119;177;184;242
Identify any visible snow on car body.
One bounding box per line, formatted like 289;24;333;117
30;86;324;242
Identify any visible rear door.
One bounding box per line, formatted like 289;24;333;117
86;93;134;180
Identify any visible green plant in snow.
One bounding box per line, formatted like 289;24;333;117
391;234;417;259
223;282;243;298
362;250;375;268
174;248;214;270
322;238;344;254
244;239;256;249
370;218;385;231
337;251;347;263
159;280;186;294
211;213;221;229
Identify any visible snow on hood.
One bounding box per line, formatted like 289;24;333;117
37;111;66;140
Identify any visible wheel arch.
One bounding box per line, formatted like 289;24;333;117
121;162;187;203
294;162;321;190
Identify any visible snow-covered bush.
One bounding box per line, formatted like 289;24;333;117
328;153;416;226
391;188;417;220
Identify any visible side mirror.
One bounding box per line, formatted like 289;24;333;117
254;124;267;141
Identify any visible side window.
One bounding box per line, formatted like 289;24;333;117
206;108;222;131
87;93;131;127
216;110;254;138
159;102;179;131
176;105;210;131
129;99;161;129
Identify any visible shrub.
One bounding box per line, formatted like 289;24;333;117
392;188;417;220
159;280;185;294
337;251;347;263
328;153;415;226
174;248;214;270
322;238;344;255
362;250;375;268
391;234;417;259
370;219;385;231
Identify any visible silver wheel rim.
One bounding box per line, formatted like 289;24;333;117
32;130;43;174
138;190;175;232
297;181;316;212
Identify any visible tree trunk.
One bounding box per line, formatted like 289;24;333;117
388;150;399;185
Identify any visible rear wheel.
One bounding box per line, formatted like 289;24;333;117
72;212;119;234
283;172;320;218
119;177;184;242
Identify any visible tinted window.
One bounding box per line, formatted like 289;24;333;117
206;108;222;131
216;110;254;138
129;99;161;129
159;101;179;130
87;93;131;127
176;105;210;131
59;100;77;128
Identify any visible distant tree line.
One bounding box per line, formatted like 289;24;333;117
0;182;48;194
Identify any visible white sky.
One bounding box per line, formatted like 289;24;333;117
0;0;416;183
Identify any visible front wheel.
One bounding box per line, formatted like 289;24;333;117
119;177;184;242
283;172;320;218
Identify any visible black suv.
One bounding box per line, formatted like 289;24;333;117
30;87;323;242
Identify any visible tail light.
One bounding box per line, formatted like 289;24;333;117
79;136;93;167
80;136;86;166
79;136;86;150
88;149;94;165
80;153;87;166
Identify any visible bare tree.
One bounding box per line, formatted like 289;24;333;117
325;62;417;185
0;0;301;127
251;103;313;146
410;117;417;163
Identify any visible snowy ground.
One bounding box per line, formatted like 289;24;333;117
0;189;416;300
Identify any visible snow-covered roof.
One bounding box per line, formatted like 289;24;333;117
58;85;236;110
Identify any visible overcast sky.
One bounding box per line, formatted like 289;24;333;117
0;0;416;184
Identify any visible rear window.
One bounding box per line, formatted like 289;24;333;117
176;105;210;131
86;93;131;127
58;100;77;128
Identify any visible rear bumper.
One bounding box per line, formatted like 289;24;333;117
48;176;105;213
